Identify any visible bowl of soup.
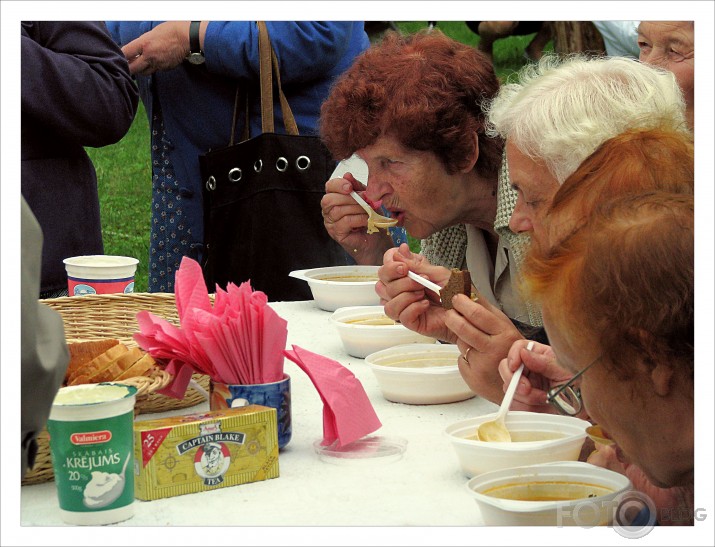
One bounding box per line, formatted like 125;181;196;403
466;461;632;526
330;306;437;358
364;344;474;404
445;411;590;477
289;266;380;311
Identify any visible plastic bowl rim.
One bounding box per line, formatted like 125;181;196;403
465;461;632;513
444;412;590;450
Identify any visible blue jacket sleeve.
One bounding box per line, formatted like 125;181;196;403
21;21;139;147
204;21;366;83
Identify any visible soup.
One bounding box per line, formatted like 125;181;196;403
483;481;612;501
313;275;378;282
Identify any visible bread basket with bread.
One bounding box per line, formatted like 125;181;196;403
23;292;211;486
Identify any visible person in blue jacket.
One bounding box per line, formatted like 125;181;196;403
21;21;139;298
106;21;371;293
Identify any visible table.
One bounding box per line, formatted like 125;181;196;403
20;300;500;527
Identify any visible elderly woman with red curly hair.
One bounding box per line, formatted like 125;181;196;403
513;192;694;525
319;30;542;401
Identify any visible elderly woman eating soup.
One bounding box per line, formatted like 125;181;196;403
319;30;546;403
512;191;694;525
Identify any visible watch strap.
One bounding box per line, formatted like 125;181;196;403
189;21;201;54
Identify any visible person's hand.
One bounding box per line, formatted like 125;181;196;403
376;244;453;341
588;443;695;525
320;172;393;265
443;293;524;404
496;340;573;413
587;442;628;474
122;21;192;76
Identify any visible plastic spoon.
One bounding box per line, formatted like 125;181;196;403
350;191;398;233
586;425;615;447
407;271;442;297
476;340;535;442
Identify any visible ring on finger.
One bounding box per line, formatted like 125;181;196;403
460;346;472;363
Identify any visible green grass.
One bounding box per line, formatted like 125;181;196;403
87;103;152;291
89;22;544;292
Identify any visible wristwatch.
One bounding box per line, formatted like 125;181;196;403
186;21;205;65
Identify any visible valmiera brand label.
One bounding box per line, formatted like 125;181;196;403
72;431;112;444
47;383;137;525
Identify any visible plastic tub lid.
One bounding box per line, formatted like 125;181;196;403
313;435;407;464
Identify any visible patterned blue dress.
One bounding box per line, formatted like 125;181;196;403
149;110;193;293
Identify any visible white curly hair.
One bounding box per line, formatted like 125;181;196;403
485;53;689;184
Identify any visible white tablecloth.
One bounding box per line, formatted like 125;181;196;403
21;300;500;527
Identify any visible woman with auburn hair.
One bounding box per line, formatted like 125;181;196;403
514;192;694;524
320;29;503;264
320;30;545;404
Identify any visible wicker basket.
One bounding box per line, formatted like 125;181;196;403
41;292;210;414
22;293;211;486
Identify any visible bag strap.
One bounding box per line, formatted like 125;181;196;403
228;22;300;144
257;21;274;133
229;86;250;146
257;21;299;136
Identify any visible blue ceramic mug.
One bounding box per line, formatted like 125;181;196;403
210;374;291;449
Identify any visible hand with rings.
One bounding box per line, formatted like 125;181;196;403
445;292;525;405
320;172;393;265
322;208;337;225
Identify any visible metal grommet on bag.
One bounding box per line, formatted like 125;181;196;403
205;176;217;191
296;155;311;171
228;168;242;182
254;159;263;173
276;157;289;172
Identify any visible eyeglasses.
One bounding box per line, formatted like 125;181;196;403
546;355;602;416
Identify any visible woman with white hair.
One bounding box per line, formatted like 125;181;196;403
485;53;689;247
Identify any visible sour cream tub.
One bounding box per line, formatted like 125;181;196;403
63;255;139;296
46;383;138;525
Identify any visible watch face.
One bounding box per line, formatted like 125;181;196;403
187;53;205;65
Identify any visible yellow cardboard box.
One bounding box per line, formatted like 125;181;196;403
134;405;279;500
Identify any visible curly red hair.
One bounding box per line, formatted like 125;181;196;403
524;192;694;379
320;30;503;179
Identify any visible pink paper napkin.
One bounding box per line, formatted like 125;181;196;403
134;257;287;398
283;345;382;447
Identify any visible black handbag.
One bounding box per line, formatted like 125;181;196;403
199;22;348;301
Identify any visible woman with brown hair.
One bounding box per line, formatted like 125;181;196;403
320;30;543;403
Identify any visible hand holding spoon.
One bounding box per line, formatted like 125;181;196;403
476;340;535;442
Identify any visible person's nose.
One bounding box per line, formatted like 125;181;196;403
364;173;392;203
508;198;534;234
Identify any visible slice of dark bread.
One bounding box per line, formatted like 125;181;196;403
440;269;472;309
